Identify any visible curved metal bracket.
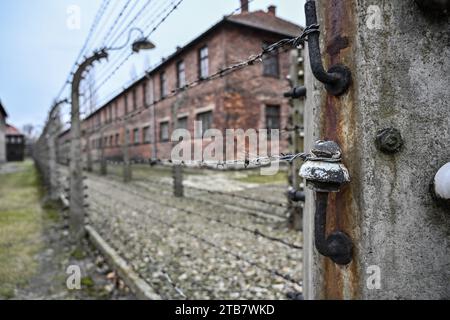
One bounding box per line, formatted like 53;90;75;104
315;192;353;265
305;0;352;96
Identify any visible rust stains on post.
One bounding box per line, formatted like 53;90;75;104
318;0;360;299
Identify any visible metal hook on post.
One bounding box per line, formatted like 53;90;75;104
300;140;353;265
304;0;352;96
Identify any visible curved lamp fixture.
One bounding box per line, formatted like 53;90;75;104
107;27;155;53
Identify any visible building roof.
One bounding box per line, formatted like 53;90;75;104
0;99;7;118
6;124;23;136
84;8;303;122
226;10;302;38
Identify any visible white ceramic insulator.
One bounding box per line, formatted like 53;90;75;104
434;162;450;200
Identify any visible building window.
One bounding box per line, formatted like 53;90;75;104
132;88;137;110
266;105;281;134
143;126;151;143
133;128;140;145
160;122;169;142
199;46;209;79
195;111;212;137
115;133;120;146
177;61;186;88
124;94;128;114
114;102;118;119
262;42;279;78
142;82;147;107
109;136;113;147
177;116;188;130
145;80;153;106
160;71;167;98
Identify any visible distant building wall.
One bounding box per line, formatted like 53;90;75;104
0;113;6;163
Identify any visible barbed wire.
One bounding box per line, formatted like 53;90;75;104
86;0;258;117
90;0;185;100
91;186;302;287
100;0;134;46
136;177;289;220
79;29;310;137
92;178;301;249
54;0;111;102
88;206;188;299
104;0;143;48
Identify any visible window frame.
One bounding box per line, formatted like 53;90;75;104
265;105;281;140
160;71;167;98
262;41;280;78
177;116;188;130
159;121;170;142
195;111;213;138
143;126;151;144
198;46;209;79
133;128;140;145
132;88;137;110
142;82;148;107
177;60;186;88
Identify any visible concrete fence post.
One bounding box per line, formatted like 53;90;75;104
122;120;132;183
302;0;449;299
47;101;63;201
171;98;184;197
86;127;93;172
69;50;107;243
100;128;107;175
286;48;305;231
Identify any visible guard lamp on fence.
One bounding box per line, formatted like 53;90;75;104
106;27;156;53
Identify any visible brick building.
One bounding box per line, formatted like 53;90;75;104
60;2;302;164
5;124;25;162
0;100;6;163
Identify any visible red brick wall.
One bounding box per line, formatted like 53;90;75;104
64;18;294;164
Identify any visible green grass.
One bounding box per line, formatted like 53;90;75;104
0;161;47;299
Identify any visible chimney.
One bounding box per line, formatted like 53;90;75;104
240;0;249;13
268;5;276;16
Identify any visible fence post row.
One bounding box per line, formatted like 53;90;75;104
286;48;306;231
122;117;132;183
171;95;184;197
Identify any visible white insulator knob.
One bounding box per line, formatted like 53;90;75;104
433;162;450;201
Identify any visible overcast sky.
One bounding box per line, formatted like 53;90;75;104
0;0;305;131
